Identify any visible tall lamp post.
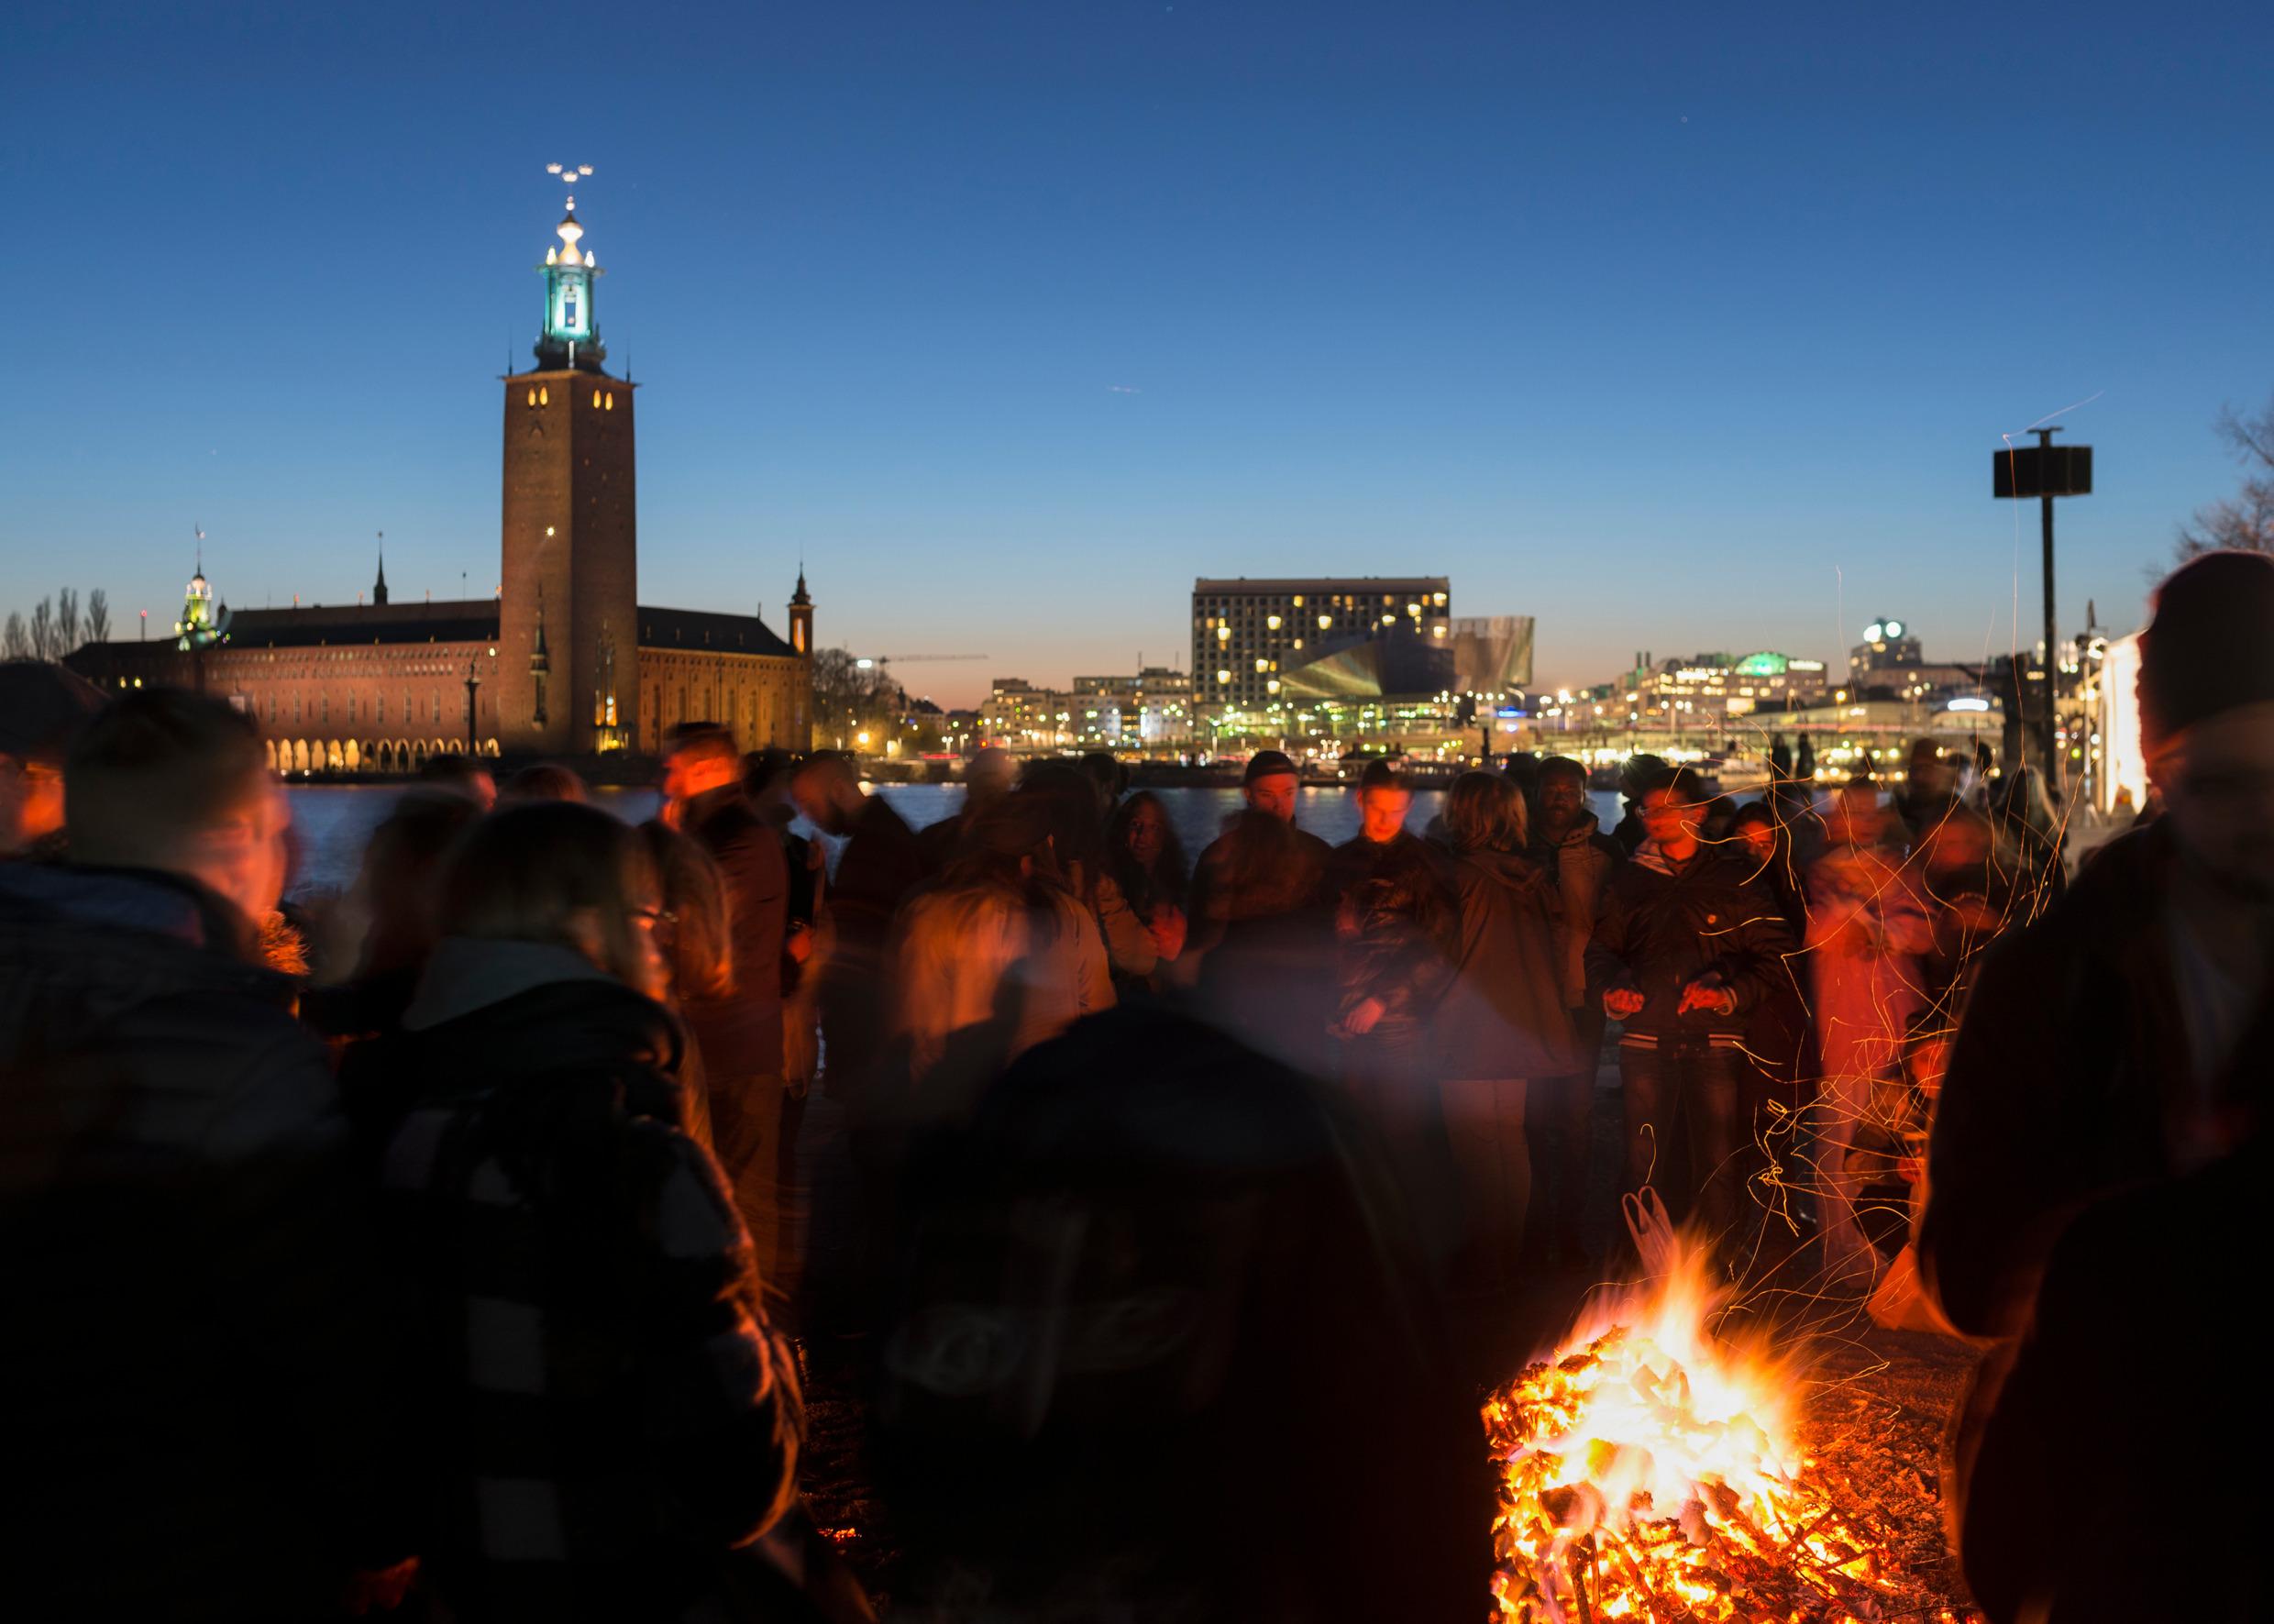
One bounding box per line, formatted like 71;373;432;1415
1994;427;2093;786
464;658;482;757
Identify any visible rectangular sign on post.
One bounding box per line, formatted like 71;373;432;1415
1994;444;2093;498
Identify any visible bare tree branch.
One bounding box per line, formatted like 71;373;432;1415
2178;393;2274;559
86;589;111;645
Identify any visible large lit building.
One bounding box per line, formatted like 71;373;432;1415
977;668;1193;751
1614;649;1831;732
70;182;812;770
1192;577;1452;715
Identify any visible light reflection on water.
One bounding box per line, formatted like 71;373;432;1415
282;781;1624;900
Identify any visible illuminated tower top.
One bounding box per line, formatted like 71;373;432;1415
535;163;607;373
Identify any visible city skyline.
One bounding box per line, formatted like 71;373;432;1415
7;2;2272;713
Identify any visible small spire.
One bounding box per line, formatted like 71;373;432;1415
791;559;811;606
372;532;390;606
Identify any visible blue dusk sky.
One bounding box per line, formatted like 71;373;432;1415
5;0;2270;708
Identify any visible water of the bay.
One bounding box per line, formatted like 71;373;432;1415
282;781;1627;900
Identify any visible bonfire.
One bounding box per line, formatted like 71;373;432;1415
1485;1211;1905;1622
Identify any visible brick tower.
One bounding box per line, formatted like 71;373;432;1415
499;175;639;755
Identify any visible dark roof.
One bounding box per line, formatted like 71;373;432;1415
226;600;500;649
637;605;797;658
1192;576;1450;596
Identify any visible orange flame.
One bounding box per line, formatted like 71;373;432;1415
1485;1234;1900;1621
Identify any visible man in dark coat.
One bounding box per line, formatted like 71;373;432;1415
1586;765;1795;1254
1528;755;1624;1261
664;723;790;1279
789;749;927;1099
1920;549;2274;1338
874;1006;1490;1622
1922;551;2274;1618
0;689;392;1618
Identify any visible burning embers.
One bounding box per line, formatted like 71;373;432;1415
1485;1236;1895;1621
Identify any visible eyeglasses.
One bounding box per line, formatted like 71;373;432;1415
632;906;679;931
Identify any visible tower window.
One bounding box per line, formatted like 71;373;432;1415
592;390;602;408
604;392;614;410
539;387;549;405
563;295;578;328
525;388;535;406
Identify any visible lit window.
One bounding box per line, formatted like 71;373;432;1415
605;392;614;410
1318;614;1331;629
538;387;549;405
1216;625;1231;642
1432;624;1447;638
1254;657;1268;672
525;388;536;406
1216;669;1231;684
593;390;602;408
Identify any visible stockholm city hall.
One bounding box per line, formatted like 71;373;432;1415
72;181;815;773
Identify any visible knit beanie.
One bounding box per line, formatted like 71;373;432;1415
1243;749;1298;785
2138;550;2274;756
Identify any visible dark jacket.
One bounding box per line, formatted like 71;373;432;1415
680;785;788;1078
818;793;927;1094
364;941;801;1622
0;861;389;1619
1955;1123;2272;1623
874;1007;1489;1622
1438;847;1577;1080
1329;832;1457;1050
1585;842;1794;1046
1917;821;2262;1337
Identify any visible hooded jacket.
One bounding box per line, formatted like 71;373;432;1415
0;860;388;1619
1437;846;1578;1080
360;940;801;1621
1585;841;1796;1048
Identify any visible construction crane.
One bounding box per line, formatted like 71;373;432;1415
854;653;987;669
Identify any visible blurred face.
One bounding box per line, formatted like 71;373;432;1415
2157;703;2274;901
624;887;673;1003
1539;771;1584;834
1244;771;1298;823
1359;785;1412;845
1639;788;1704;847
1829;788;1885;849
1919;816;1989;871
200;777;293;923
1735;818;1776;862
789;767;855;834
1124;801;1166;867
660;749;728;808
1907;1037;1950;1095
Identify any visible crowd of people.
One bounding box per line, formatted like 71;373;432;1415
1;550;2266;1622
